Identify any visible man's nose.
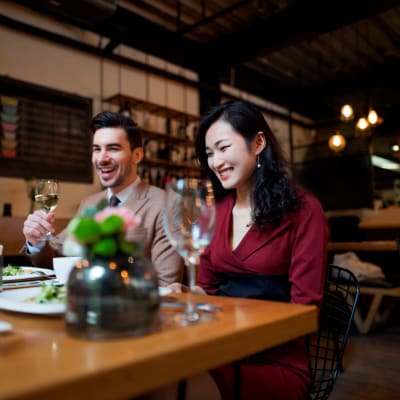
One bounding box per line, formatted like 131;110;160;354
96;149;110;162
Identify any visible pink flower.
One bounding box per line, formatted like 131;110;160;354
94;206;142;230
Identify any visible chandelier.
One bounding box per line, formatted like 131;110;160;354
329;102;384;152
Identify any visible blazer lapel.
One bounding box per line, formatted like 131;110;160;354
234;217;293;261
123;181;150;214
216;193;294;262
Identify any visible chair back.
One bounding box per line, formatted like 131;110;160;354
308;264;360;400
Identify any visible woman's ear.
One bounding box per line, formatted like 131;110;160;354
255;131;266;155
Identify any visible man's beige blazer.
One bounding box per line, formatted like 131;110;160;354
22;181;183;286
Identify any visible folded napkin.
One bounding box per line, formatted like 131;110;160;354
333;251;385;281
1;138;17;149
3;131;17;140
1;122;18;132
1;148;17;158
2;104;18;115
1;113;19;123
1;96;18;107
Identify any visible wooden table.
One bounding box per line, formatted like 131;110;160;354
0;293;317;400
328;240;400;334
328;240;398;252
358;208;400;230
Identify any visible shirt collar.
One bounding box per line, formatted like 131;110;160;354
107;177;141;206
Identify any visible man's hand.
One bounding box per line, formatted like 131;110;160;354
23;210;56;245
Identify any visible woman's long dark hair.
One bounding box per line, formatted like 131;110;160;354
196;101;299;231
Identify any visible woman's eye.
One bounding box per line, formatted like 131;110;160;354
220;145;229;151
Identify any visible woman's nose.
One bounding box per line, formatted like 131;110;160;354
211;153;224;169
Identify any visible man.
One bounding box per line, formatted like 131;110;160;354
22;111;183;286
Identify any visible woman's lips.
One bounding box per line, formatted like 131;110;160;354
218;167;233;181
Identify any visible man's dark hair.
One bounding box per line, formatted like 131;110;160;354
90;111;142;150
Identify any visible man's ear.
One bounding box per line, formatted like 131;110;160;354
133;147;144;163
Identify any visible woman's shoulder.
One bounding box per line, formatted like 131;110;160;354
295;187;326;216
216;192;235;206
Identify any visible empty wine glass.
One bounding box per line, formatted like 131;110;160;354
163;178;216;326
34;178;60;240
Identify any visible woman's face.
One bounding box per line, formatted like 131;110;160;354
205;119;262;192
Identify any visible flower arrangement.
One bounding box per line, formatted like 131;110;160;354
63;200;142;258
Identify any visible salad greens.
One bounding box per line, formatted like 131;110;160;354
33;283;66;304
3;264;32;276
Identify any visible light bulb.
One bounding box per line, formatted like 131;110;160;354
340;104;354;121
356;117;369;131
328;133;346;152
367;109;378;125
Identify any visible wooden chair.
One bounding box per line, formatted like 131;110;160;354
308;264;360;400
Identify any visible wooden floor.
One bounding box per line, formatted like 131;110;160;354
330;316;400;400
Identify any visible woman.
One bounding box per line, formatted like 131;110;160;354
193;101;329;400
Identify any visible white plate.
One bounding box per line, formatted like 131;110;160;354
2;267;55;282
0;287;65;315
0;286;171;316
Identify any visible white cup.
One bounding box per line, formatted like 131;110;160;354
53;256;81;284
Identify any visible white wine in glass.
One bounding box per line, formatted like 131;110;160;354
163;178;216;326
34;178;60;240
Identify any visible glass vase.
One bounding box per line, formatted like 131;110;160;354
65;253;160;340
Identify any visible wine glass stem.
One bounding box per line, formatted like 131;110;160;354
186;257;198;319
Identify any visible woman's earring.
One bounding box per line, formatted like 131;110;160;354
257;154;261;168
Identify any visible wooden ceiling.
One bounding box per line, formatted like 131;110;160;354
4;0;400;125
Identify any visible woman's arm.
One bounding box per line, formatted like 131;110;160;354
289;194;329;309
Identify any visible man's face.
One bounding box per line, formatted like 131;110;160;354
92;127;142;192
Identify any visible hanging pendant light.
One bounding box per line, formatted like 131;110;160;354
340;104;354;121
367;109;378;125
367;108;383;127
328;132;346;152
356;117;369;131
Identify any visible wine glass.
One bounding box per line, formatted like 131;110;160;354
34;178;60;240
163;178;216;326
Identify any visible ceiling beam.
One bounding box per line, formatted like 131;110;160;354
7;0;400;122
0;13;198;88
11;0;205;70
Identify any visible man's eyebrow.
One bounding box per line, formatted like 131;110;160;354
92;143;122;148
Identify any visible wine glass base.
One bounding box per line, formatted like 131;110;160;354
169;310;216;327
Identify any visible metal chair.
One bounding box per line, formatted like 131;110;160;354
178;264;359;400
308;264;360;400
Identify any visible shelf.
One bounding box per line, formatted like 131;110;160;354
103;94;199;123
142;157;200;172
142;128;194;145
103;94;201;185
